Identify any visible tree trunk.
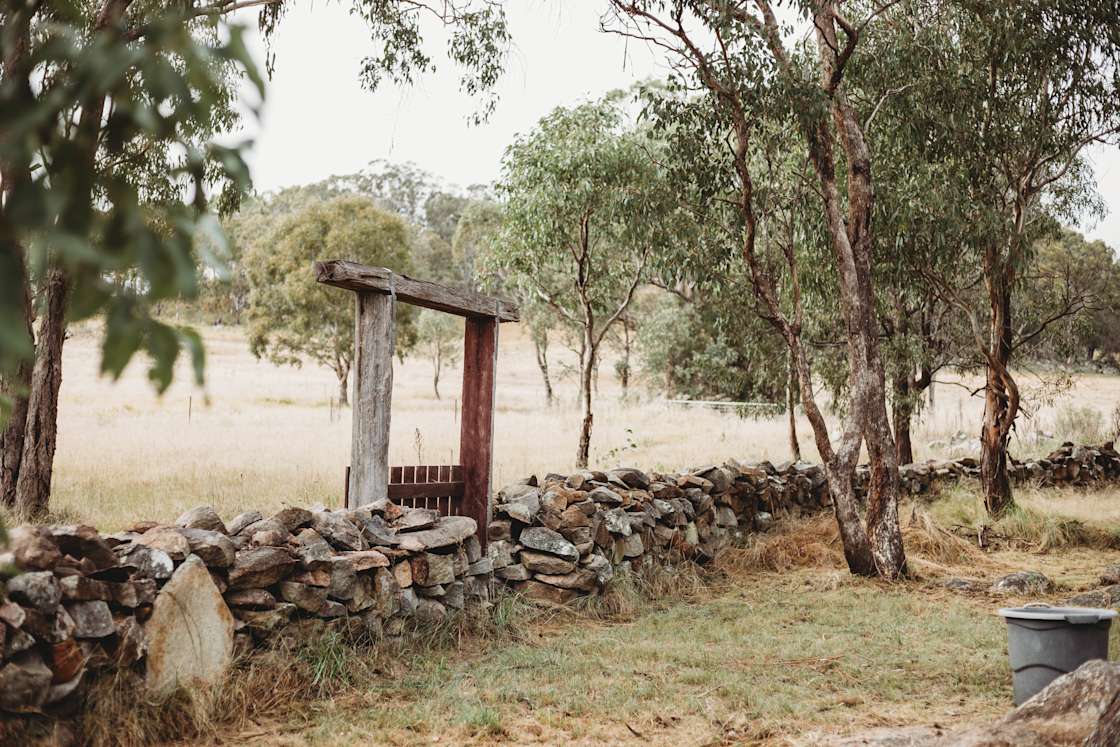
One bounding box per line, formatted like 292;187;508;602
576;338;596;469
337;368;349;407
0;3;34;507
892;375;914;465
787;348;801;461
618;321;631;397
533;333;554;406
14;270;68;517
432;348;442;400
981;272;1017;517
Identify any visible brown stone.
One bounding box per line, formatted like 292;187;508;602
413;552;456;587
50;525;118;570
178;528;236;568
311;511;366;551
392;560;413;588
272;506;313;532
395;508;440;532
224;588;277;610
0;652;53;713
532;568;598;592
292;528;332;569
395;516;477;552
278;581;327;613
59;575;111;602
328;559;358;601
48;638;84;683
110;616;147;666
136;526;191;561
227;547;297;590
289;568;331;587
520;549;576;575
0;601;27;628
514;579;579;605
22;605;75;644
175;506;228;534
338;549;390;571
9;526;61;571
496;564;531;581
559;504;590;529
111;579;157;608
227;511;263;536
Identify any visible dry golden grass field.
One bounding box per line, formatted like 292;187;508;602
48;321;1120;530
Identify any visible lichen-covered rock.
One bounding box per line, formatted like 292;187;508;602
8;571;61;612
118;544;174;580
145;556;234;693
991;571;1053;595
67;600;115;639
519;527;578;561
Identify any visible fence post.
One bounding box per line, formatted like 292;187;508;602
349;291;395;508
459;316;497;546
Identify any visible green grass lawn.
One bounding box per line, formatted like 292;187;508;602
287;571;1009;746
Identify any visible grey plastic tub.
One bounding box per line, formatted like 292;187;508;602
998;605;1117;704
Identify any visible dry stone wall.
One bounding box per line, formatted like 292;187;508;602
0;500;488;713
1;440;1117;715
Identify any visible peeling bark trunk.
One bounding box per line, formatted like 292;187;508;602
14;270;68;516
981;276;1016;516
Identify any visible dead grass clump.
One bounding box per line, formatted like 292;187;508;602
719;514;845;574
902;506;987;566
573;559;707;620
995;505;1120;552
79;630;372;746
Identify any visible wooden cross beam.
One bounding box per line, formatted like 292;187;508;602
315;260;518;546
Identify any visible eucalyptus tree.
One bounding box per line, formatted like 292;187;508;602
0;0;511;515
871;0;1120;515
606;1;907;578
245;196;417;407
488;94;688;468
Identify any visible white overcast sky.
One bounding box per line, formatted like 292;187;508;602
233;1;1120;249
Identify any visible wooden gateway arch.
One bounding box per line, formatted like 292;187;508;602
315;260;518;544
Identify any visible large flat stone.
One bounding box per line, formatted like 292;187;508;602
395;516;477;552
145;556;235;694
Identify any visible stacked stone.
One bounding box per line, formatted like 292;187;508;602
0;502;489;713
864;441;1120;496
486;460;829;604
1009;442;1120;486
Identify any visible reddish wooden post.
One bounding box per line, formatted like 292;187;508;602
460;315;497;547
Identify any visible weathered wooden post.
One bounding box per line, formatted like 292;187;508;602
315;260;517;545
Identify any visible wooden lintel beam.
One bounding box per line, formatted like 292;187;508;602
315;260;520;322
